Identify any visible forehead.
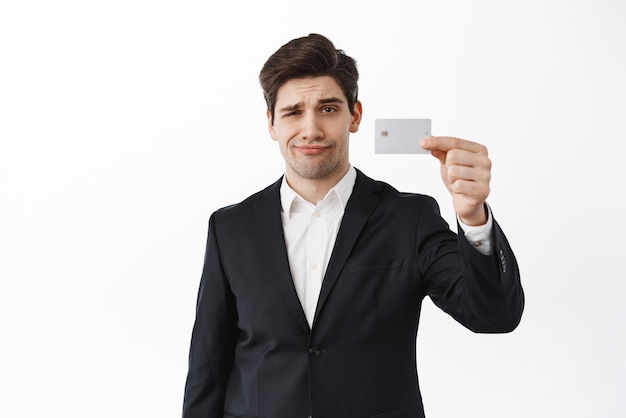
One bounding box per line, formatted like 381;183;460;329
275;76;346;105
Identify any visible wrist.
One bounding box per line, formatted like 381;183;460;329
459;203;488;226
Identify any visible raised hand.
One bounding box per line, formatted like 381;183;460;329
420;136;491;226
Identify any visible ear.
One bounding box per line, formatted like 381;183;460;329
349;100;363;133
267;110;278;141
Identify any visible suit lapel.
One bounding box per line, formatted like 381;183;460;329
254;179;311;336
313;170;381;326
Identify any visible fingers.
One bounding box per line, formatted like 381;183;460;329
446;161;491;185
450;178;490;201
421;135;492;223
420;136;488;155
446;148;491;193
422;136;491;178
445;148;492;174
425;136;492;203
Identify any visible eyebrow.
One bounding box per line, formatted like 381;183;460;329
277;97;345;113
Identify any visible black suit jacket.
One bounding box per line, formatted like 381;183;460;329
183;169;524;418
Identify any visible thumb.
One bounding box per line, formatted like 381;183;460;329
420;138;447;163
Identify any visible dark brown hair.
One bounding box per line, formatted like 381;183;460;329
259;33;359;124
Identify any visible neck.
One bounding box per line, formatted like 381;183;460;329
285;167;349;204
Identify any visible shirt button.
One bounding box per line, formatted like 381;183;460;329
309;347;321;358
472;240;483;247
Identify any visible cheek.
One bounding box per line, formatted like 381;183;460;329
274;125;294;143
277;138;291;156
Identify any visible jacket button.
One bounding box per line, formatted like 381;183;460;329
308;347;321;358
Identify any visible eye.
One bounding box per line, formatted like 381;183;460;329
321;106;336;113
284;110;301;117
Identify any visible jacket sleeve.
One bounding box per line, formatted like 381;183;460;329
418;197;524;333
183;212;238;417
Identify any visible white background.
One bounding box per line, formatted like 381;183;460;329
1;1;625;417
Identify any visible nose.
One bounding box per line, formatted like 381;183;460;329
300;113;324;141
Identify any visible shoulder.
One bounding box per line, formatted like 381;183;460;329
211;177;282;222
354;168;438;210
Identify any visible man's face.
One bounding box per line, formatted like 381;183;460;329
268;76;362;185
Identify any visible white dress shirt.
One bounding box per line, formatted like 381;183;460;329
280;167;356;327
280;166;492;327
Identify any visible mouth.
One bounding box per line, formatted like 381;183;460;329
295;145;330;155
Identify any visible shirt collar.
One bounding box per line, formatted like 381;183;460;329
280;166;356;216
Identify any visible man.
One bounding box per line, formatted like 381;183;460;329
183;33;524;418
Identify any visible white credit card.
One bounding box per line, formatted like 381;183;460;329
375;118;432;154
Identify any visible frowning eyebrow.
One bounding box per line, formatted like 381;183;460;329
278;97;345;113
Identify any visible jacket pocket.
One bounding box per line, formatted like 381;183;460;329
370;403;423;418
346;256;404;274
224;411;260;418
